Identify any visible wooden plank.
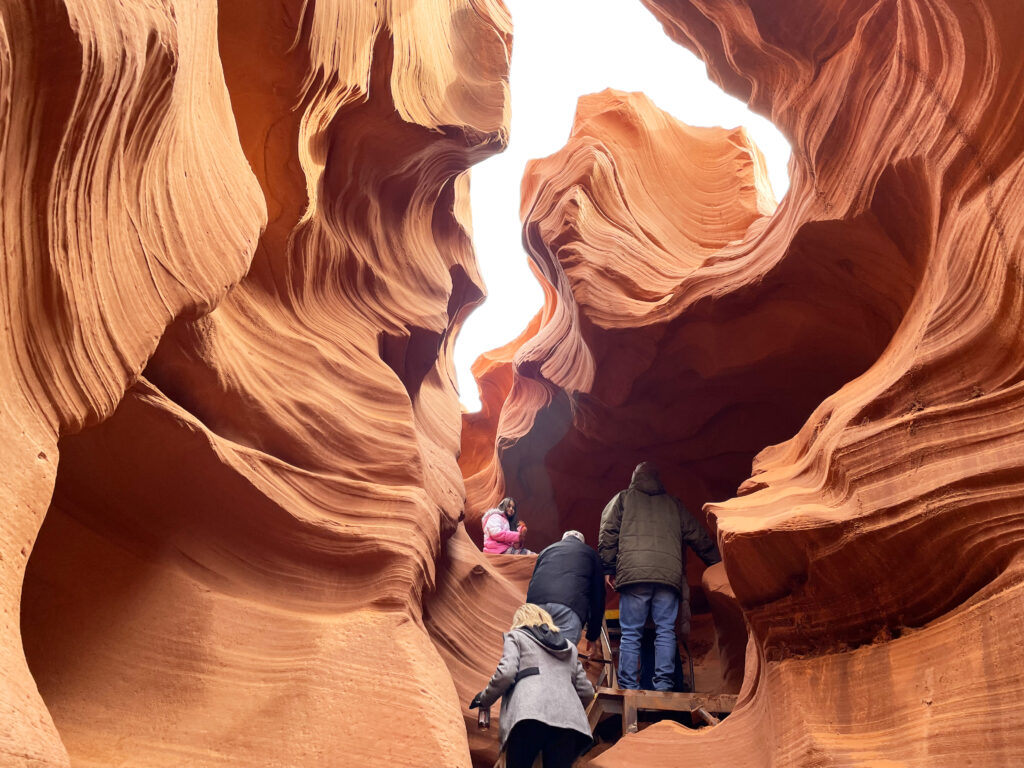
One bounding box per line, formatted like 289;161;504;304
694;707;720;727
586;698;604;733
601;622;617;689
586;690;622;732
590;687;737;738
593;687;738;715
623;692;638;735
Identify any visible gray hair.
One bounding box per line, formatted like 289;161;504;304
562;530;585;544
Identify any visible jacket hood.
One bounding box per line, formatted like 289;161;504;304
483;507;505;523
516;625;572;658
629;462;665;495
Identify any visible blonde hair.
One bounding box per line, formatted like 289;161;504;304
510;603;560;632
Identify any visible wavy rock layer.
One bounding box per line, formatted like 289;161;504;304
463;89;791;547
465;1;1024;766
424;528;536;766
7;0;1024;765
1;2;265;764
11;1;514;767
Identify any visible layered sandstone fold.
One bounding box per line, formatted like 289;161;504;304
0;2;265;764
463;89;791;548
463;1;1024;766
9;1;513;767
7;0;1024;765
424;527;536;766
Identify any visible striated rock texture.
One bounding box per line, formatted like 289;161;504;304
424;527;536;767
464;1;1024;766
464;87;834;574
8;1;519;767
463;89;787;550
6;0;1024;766
1;2;265;764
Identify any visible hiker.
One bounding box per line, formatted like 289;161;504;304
525;531;605;651
469;604;594;768
598;461;721;691
482;497;532;554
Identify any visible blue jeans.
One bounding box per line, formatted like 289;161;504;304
617;583;679;690
538;602;583;644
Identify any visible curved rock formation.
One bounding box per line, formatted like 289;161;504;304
463;89;791;547
424;527;536;766
6;0;1024;765
1;3;265;764
10;1;514;766
464;1;1024;766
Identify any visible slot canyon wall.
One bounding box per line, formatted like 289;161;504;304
463;0;1024;766
1;2;1022;768
3;1;525;766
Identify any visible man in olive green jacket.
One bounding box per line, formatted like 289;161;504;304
599;462;721;690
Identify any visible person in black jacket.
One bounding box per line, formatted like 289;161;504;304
526;531;606;652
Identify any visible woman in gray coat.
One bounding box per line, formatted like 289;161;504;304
470;604;595;768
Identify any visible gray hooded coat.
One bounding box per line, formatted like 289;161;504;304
478;625;594;753
598;463;721;594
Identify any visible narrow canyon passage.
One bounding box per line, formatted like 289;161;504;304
6;1;1024;768
455;87;928;758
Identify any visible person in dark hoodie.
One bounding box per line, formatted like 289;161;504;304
469;604;594;768
525;530;605;651
598;462;721;691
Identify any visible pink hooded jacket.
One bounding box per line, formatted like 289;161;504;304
482;508;521;554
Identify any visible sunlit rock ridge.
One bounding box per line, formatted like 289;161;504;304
463;0;1024;766
3;2;1023;768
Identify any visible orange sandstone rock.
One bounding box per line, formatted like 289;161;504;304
0;2;265;764
6;0;1023;765
9;1;512;767
465;1;1024;765
464;87;809;549
424;527;535;767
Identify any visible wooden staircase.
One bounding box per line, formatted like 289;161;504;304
582;616;737;738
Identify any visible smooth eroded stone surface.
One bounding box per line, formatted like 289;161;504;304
1;2;265;764
7;0;1024;765
463;0;1024;764
424;527;536;767
11;1;512;766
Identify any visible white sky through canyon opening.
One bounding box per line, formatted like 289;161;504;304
455;0;791;412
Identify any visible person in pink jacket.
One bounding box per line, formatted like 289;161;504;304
482;498;532;554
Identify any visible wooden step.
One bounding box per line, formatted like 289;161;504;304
587;686;738;735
